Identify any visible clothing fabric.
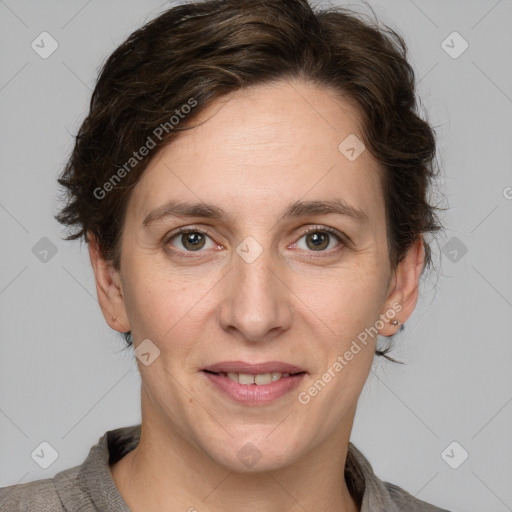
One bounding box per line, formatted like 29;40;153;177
0;424;450;511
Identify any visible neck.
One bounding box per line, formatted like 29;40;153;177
110;391;360;512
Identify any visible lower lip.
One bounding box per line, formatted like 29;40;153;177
202;371;306;405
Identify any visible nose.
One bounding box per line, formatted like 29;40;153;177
218;244;293;342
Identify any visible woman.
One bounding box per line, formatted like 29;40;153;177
0;0;450;510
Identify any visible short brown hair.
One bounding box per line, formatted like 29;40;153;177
55;0;443;356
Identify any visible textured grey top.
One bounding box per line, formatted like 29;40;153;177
0;424;451;511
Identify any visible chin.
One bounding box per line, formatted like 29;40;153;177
201;431;304;473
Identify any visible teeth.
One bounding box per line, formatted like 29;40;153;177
255;374;272;385
238;373;256;385
225;372;291;385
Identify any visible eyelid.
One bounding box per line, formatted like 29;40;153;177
167;225;215;239
299;225;346;242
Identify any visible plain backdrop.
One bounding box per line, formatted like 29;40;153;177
1;1;511;511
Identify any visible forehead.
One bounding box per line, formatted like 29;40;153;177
127;80;384;228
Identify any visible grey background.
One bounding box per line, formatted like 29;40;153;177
1;1;511;510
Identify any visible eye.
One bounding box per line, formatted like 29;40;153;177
165;227;219;254
164;225;347;257
292;225;345;253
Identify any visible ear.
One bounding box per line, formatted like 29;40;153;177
87;231;130;333
378;235;425;337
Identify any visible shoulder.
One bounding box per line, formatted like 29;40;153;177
346;442;452;512
0;466;80;511
384;481;452;511
0;478;62;511
0;425;139;512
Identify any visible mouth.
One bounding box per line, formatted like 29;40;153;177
202;360;306;383
201;361;307;405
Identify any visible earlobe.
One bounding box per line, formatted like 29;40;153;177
378;236;425;337
87;231;130;333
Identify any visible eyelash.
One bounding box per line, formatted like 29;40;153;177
164;225;347;258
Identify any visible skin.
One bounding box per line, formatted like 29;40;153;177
88;79;424;512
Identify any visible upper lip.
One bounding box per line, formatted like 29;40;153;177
202;361;306;375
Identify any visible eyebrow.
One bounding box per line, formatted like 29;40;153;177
142;198;369;228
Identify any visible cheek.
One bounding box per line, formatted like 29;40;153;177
120;257;177;339
306;275;382;396
294;264;384;334
122;257;214;349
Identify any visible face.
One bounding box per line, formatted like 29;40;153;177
91;79;423;472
